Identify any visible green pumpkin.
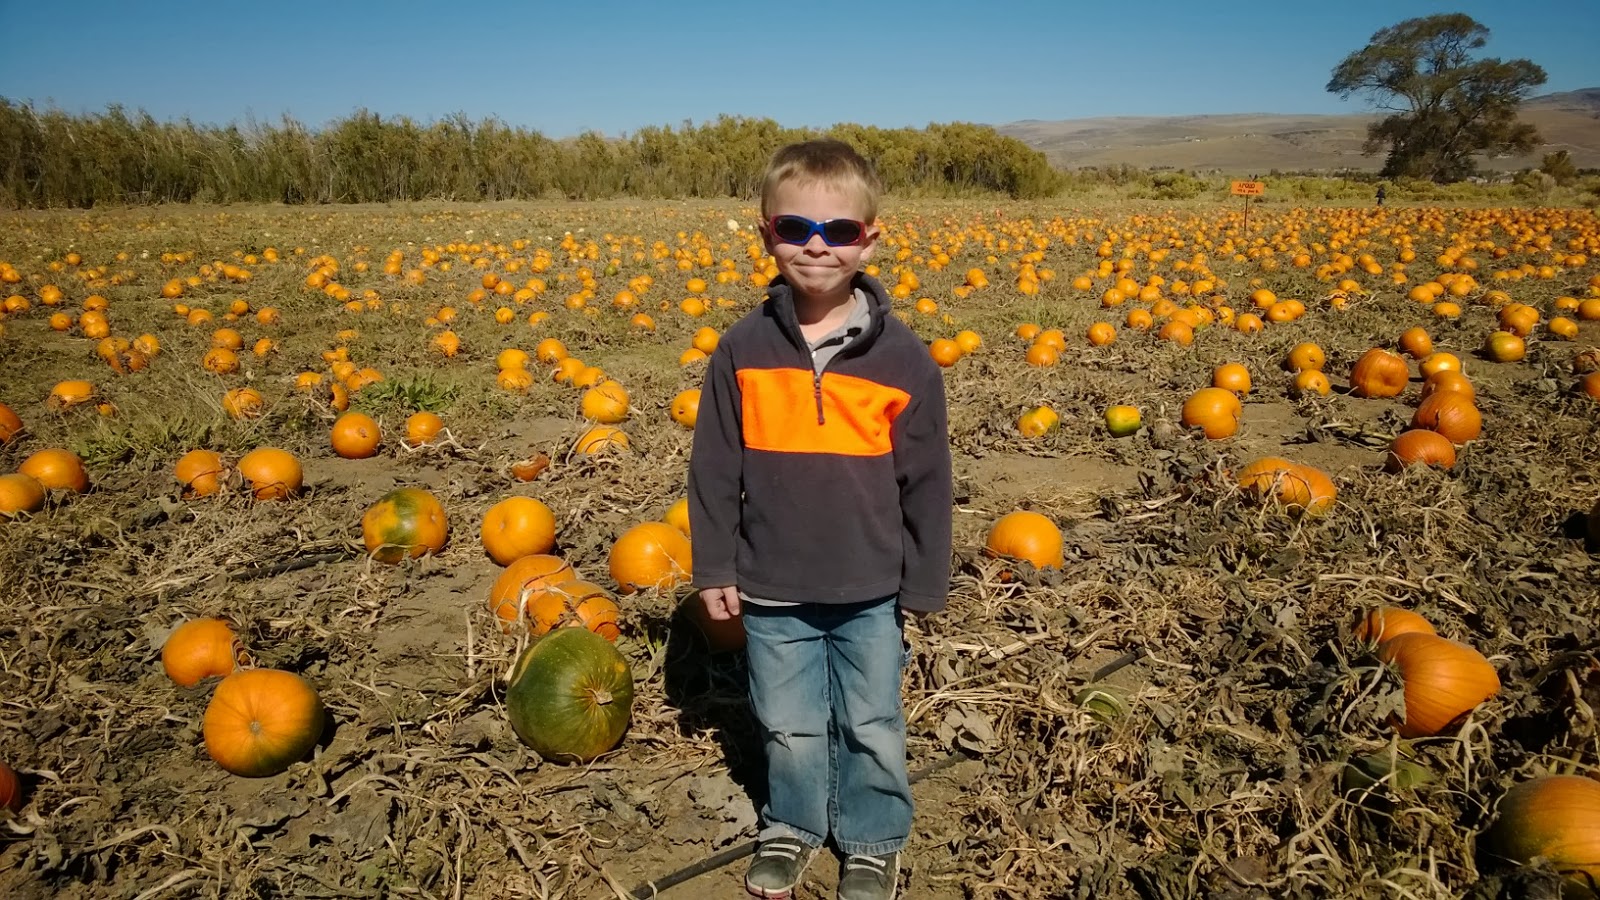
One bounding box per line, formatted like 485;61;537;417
506;627;634;763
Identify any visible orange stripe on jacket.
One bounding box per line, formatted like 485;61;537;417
738;368;910;456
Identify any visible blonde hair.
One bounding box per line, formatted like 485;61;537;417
759;140;881;224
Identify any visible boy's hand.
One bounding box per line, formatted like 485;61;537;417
700;586;741;620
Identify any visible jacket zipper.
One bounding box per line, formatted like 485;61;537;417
812;366;825;425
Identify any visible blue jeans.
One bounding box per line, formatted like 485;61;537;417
743;596;910;857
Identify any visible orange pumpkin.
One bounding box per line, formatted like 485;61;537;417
1292;370;1332;398
574;425;629;455
1086;322;1116;346
161;618;244;687
237;447;302;500
1385;429;1457;472
670;389;701;429
480;496;557;566
1583;371;1600;401
19;448;89;493
580;381;630;423
47;379;95;410
1350;348;1410;398
983;510;1064;570
1420;370;1475;403
331;411;381;459
1157;321;1194;346
175;449;229;498
202;669;325;777
0;473;46;518
1180;387;1242;440
1397;327;1433;360
534;338;568;365
489;554;576;625
928;338;962;367
511;452;551;482
362;487;449;563
663;497;691;536
609;521;693;593
1024;342;1059;367
1017;406;1060;438
222;387;264;419
1354;607;1436;645
1483;775;1600;896
1212;363;1252;395
1377;632;1500;738
0;402;23;444
1286;343;1326;373
1411;393;1482;444
1419;352;1462;379
1236;458;1337;516
404;411;444;446
522;579;622;641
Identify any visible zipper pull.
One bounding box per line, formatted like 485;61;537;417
813;371;825;424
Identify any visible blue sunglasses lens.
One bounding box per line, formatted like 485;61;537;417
772;215;864;246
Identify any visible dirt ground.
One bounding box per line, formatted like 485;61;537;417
1;200;1598;899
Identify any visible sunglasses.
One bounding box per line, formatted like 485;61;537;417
766;214;869;247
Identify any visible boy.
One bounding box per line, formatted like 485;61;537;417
687;139;953;900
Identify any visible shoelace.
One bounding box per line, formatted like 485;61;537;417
844;855;890;876
756;839;807;861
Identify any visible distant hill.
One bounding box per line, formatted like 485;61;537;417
996;89;1600;174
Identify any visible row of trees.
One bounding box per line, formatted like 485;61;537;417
0;103;1061;208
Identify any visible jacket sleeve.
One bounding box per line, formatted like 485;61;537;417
687;341;743;589
892;364;953;613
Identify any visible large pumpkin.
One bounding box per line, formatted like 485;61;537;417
983;510;1064;570
1483;775;1600;898
0;473;46;518
609;521;692;593
1354;607;1436;645
1377;632;1500;738
362;487;449;563
1350;348;1410;398
1411;392;1482;445
162;618;244;687
505;627;635;763
19;448;90;493
237;447;302;500
1385;429;1457;472
202;669;325;777
175;449;229;498
580;381;630;424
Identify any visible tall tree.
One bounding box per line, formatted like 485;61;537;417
1327;14;1546;182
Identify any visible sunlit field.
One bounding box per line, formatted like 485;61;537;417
1;198;1598;899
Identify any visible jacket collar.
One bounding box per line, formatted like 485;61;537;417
763;273;890;356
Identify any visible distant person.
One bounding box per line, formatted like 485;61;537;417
688;139;953;900
1376;184;1387;207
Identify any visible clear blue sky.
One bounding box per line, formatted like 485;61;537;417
0;0;1591;137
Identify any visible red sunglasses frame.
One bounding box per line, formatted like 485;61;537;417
765;214;869;247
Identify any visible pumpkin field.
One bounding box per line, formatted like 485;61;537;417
2;198;1599;900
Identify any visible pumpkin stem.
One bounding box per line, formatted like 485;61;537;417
590;689;614;706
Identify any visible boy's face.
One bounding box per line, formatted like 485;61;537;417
760;180;878;303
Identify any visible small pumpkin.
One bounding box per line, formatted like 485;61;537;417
0;761;22;812
0;473;46;518
19;448;89;493
1350;348;1410;399
1285;343;1326;373
663;497;691;536
1411;392;1482;445
222;387;264;419
983;510;1064;570
1482;330;1527;363
1292;370;1332;398
1420;370;1475;403
1354;607;1436;645
505;627;635;763
523;579;622;640
1104;405;1141;437
203;668;325;777
480;495;557;566
1017;405;1060;438
47;379;95;410
609;521;692;593
162;618;245;687
362;487;448;563
237;447;302;500
0;401;23;444
1482;774;1600;898
1397;327;1433;360
1236;457;1337;516
1212;363;1252;395
1385;429;1457;472
510;452;551;482
489;554;576;626
331;411;381;459
1180;387;1242;440
1377;632;1500;738
574;424;630;455
580;381;630;424
404;411;444;446
670;389;701;429
928;338;962;367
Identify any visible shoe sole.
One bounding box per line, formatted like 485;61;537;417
745;848;817;899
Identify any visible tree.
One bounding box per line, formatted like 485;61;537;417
1539;149;1576;185
1327;14;1546;182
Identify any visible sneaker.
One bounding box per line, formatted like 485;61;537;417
745;836;819;899
837;852;899;900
